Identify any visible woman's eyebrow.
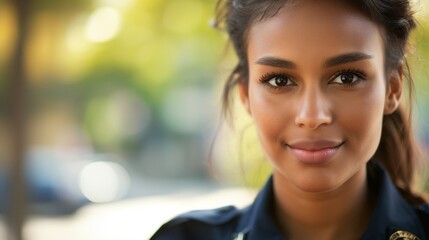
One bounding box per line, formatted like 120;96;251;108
255;57;296;69
254;52;372;69
324;52;372;67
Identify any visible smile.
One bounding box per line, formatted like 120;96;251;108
286;140;344;164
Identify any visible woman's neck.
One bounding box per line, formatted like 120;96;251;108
273;167;374;240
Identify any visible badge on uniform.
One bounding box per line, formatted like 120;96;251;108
389;230;420;240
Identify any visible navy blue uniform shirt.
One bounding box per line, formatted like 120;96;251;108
151;163;429;239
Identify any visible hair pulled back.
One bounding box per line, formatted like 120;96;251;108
214;0;426;205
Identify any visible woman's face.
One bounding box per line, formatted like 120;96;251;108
242;0;401;192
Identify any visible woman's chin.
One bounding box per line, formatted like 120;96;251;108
287;173;342;193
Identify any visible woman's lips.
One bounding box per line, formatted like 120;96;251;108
287;140;344;164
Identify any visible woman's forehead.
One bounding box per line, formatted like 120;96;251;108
247;0;384;67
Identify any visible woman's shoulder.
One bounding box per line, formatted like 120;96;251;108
150;205;245;240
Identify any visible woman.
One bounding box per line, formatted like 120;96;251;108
152;0;429;239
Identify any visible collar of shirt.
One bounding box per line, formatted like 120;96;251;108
235;162;427;240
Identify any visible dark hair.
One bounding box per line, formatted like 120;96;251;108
214;0;427;205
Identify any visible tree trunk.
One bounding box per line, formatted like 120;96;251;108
7;0;29;239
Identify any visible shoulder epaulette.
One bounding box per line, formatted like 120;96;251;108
171;205;241;225
151;206;242;240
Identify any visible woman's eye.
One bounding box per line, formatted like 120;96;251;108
331;72;360;85
267;76;293;87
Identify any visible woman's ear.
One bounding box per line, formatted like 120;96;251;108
384;65;403;115
238;80;251;115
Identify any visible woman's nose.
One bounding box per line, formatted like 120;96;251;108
294;88;332;129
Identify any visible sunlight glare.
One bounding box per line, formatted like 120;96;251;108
86;7;121;42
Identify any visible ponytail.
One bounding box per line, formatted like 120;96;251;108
372;105;427;205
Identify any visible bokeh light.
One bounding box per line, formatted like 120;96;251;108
79;161;130;203
86;7;121;42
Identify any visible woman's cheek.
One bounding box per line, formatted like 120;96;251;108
249;89;290;155
335;88;385;156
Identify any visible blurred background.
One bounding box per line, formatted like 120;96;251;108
0;0;428;239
